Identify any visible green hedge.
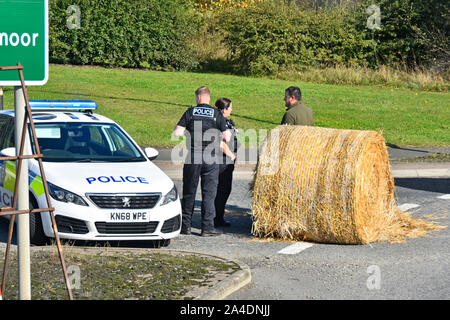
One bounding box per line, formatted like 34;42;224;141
216;1;372;75
48;0;448;76
214;0;448;75
357;0;449;71
49;0;200;70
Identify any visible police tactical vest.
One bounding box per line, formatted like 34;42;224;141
186;104;222;153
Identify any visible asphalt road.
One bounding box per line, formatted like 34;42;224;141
0;176;448;300
168;177;450;300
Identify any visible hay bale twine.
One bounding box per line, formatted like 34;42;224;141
251;125;442;244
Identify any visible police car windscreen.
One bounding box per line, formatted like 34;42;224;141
31;123;146;162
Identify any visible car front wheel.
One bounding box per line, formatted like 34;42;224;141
29;199;49;245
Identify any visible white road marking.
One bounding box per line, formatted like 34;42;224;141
397;203;421;211
437;194;450;200
278;242;314;255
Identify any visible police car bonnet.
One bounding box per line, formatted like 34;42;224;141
42;161;171;194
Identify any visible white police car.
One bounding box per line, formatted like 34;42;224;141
0;101;181;246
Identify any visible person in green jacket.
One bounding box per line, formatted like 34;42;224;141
281;86;314;126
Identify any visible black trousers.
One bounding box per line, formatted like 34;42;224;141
214;163;235;223
181;162;219;232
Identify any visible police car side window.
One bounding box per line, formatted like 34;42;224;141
5;126;14;148
104;126;139;157
0;116;14;150
0;116;8;149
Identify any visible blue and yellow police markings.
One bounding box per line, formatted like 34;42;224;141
0;160;44;207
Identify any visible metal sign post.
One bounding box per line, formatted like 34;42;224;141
14;86;31;300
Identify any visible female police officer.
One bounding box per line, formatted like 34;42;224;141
213;98;239;228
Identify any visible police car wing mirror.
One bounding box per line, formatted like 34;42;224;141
1;147;16;157
144;147;159;161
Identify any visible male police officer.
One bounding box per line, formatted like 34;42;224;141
173;86;230;236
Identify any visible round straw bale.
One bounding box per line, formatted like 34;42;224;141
251;125;443;244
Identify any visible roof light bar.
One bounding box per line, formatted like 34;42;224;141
29;100;97;110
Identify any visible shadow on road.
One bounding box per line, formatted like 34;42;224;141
394;177;450;194
0;206;255;249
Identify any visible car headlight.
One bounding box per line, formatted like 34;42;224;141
160;185;178;206
48;182;88;206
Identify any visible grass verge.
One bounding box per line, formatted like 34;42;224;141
1;247;239;300
275;65;449;92
1;64;448;147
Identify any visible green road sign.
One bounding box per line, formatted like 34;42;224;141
0;0;48;86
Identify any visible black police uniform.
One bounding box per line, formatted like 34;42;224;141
214;118;239;226
176;104;227;234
